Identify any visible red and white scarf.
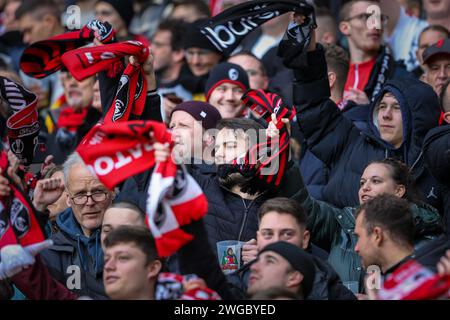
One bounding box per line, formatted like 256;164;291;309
76;121;208;257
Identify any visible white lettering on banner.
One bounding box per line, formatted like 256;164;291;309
2;79;27;111
85;52;94;64
89;131;106;145
115;151;132;169
92;142;154;176
202;9;280;51
100;52;116;60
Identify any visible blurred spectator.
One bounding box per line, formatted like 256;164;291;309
228;51;269;90
339;0;408;104
170;0;210;23
422;38;450;96
94;0;148;44
182;19;223;100
398;0;423;18
152;19;192;121
15;0;64;109
129;0;172;40
315;7;338;45
413;25;450;78
45;71;100;164
423;0;450;32
382;0;450;72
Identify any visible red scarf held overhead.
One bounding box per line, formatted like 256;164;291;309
76;121;208;257
0;151;46;249
20;20;115;79
0;76;40;166
240;89;295;187
62;41;149;123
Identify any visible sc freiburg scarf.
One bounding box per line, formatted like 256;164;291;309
20;20;115;79
0;76;39;166
200;0;315;57
76;121;208;257
62;40;149;123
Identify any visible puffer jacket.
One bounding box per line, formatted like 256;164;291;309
423;125;450;237
119;161;303;254
40;208;107;299
294;170;444;293
292;46;444;213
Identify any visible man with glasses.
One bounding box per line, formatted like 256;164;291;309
34;152;114;299
339;1;409;104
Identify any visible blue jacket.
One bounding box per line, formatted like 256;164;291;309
293;47;444;212
40;208;107;299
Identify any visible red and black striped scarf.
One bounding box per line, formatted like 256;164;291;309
0;151;46;249
239;89;295;188
62;40;149;123
0;76;39;166
76;121;208;257
20;20;115;79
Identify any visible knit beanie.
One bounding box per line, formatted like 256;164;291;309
170;101;222;130
205;62;249;101
259;241;316;299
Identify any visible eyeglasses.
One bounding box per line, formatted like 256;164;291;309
345;13;389;24
70;191;108;205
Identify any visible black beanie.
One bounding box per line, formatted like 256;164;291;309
170;101;222;130
259;242;316;299
183;19;222;53
205;62;249;101
96;0;135;28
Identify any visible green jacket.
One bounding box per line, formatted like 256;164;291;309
292;170;444;292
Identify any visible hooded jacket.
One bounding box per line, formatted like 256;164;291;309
40;208;107;299
293;46;444;212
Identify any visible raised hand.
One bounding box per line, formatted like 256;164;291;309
32;177;65;212
241;239;258;265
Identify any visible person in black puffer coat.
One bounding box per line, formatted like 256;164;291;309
289;37;445;214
